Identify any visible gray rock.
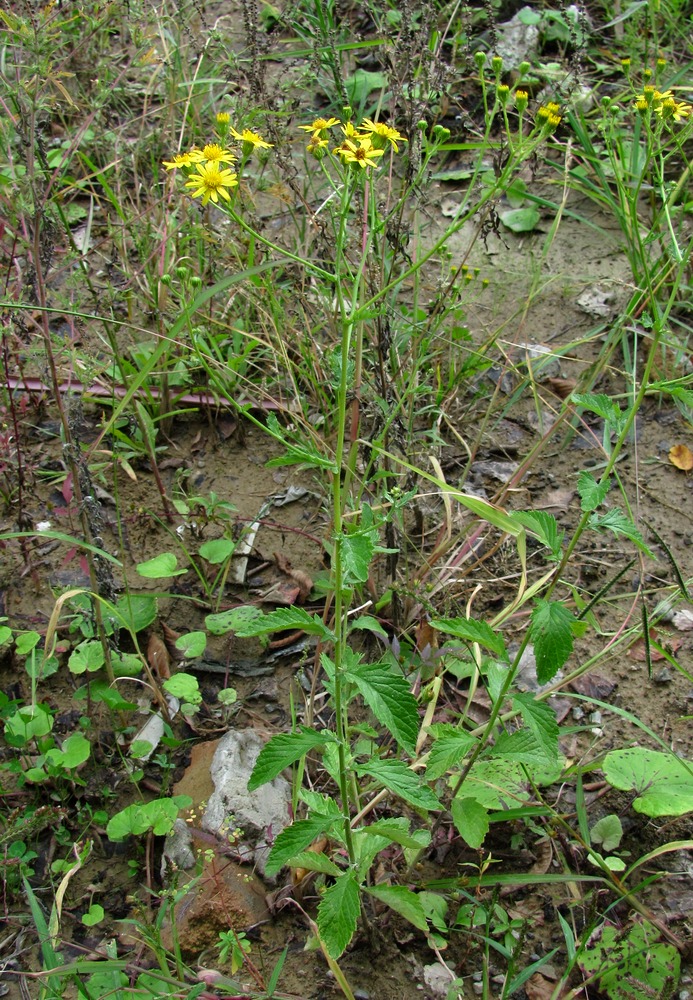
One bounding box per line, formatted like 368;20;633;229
495;8;540;68
202;729;291;877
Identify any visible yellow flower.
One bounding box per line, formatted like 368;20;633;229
184;162;238;205
340;136;385;169
655;97;692;122
306;135;329;159
359;117;408;152
216;112;230;124
162;152;195;170
634;97;648;113
341;121;365;140
198;143;236;165
515;90;529;112
298;117;341;135
229;127;273;149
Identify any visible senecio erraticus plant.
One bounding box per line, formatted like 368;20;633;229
162;77;689;971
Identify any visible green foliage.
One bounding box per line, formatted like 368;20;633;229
106;796;192;841
579;921;680;999
528;600;577;684
602;748;693;817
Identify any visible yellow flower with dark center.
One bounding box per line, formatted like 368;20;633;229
306;135;329;159
298;117;341;135
229;127;273;149
340;136;385;169
185;162;238;205
341;121;365;140
162;152;195;170
655;97;693;122
359;118;408;152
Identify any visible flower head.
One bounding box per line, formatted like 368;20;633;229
515;90;529;113
216;112;230;124
298;117;341;136
339;135;385;169
197;143;236;165
229;127;273;150
162;152;195;170
341;121;365;140
306;135;329;159
359;117;408;152
184;161;238;205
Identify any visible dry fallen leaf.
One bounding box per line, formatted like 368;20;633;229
147;632;171;679
672;608;693;631
669;444;693;471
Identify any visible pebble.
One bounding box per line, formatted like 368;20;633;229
473;984;484;995
678;991;690;1000
354;991;370;1000
572;707;585;721
472;971;483;982
654;667;672;684
589;711;602;725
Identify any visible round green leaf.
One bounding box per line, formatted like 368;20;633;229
603;748;693;818
500;207;540;233
198;538;235;564
136;552;187;578
82;903;105;927
174;631;206;658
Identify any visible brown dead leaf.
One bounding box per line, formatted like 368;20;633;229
161;622;187;663
273;552;313;602
669;444;693;471
525;974;558;1000
539;488;574;512
628;628;681;661
544;377;577;399
147;633;171;679
569;672;616;699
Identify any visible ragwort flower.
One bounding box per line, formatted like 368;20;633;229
359;117;408;152
162;152;195;170
184;161;238;205
298;117;341;136
339;135;385;169
229;127;273;150
194;143;237;165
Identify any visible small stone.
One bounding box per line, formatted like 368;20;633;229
473;984;484;996
678;991;690;1000
354;991;370;1000
654;667;672;684
472;971;483;982
572;707;585;721
589;711;602;725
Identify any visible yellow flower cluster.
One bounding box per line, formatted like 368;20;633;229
634;87;692;122
298;116;407;168
163;119;274;205
536;102;562;130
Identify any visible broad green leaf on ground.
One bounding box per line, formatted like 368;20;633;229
357;759;441;811
136;552;187;579
588;509;655;558
108;595;157;634
451;796;489;849
512;693;559;762
317;870;360;958
44;732;91;771
174;631;206;658
198;538;235;564
509;511;564;560
425;724;477;780
248;727;333;791
500;207;540;232
602;748;693;817
163;673;202;706
590;815;623;852
430;617;508;659
459;757;562;812
344;659;418;754
264;816;340;877
579;921;680;1000
577;471;610;512
340;532;375;585
232;607;335;642
205;605;264;635
529;600;574;683
69;640;105;675
365;884;428;933
345;68;388;107
106;796;191;841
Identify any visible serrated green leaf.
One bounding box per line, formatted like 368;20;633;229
602;748;693;817
136;552;187;578
425;724;477;780
430;617;507;659
233;607;335;642
248;727;332;792
357;759;441;811
265;817;339;877
510;511;564;559
348;615;389;639
365;884;428;932
317;870;360;958
285;851;341;876
529;600;574;684
579;921;680;999
571;392;622;424
359;820;431;850
451;797;489;849
344;659;418;755
340;532;375;585
587;509;655;558
577;471;610;512
488;728;541;763
512;693;559;763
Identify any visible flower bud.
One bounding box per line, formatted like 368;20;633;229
474;50;486;70
491;54;503;79
515;89;529;112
